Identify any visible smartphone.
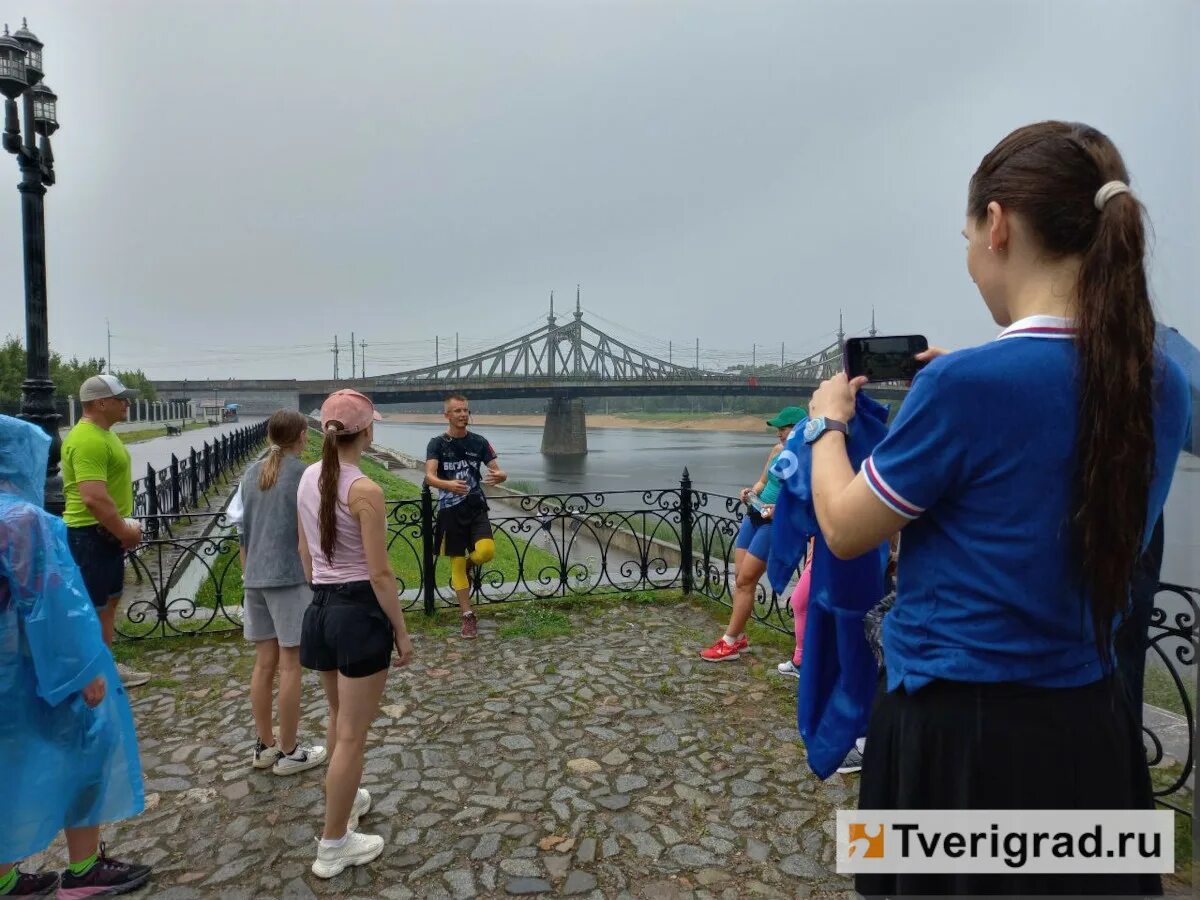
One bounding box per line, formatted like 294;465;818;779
844;335;929;382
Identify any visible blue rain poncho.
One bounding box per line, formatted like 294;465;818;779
767;393;891;779
0;415;144;862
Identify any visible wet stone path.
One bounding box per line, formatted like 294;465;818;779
28;602;857;899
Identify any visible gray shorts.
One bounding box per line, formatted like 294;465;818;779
243;584;313;647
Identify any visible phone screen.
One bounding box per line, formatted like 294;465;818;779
844;335;929;381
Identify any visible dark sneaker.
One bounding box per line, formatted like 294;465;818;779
58;847;151;899
1;869;58;896
461;612;478;639
836;747;864;775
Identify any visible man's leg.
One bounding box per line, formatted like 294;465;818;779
450;556;471;614
97;598;117;648
102;592;150;687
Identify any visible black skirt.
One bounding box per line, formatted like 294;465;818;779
856;675;1163;898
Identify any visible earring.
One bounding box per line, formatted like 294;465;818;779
987;244;994;252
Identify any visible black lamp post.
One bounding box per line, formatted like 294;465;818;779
2;19;62;514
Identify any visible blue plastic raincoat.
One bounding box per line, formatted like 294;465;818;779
0;416;144;862
767;393;891;779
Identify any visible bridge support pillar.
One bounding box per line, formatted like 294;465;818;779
541;396;588;456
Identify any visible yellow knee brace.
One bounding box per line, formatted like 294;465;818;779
469;538;496;566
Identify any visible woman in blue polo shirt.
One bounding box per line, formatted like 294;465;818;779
807;122;1190;896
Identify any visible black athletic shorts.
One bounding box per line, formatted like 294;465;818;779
436;497;492;557
299;581;393;678
66;525;126;608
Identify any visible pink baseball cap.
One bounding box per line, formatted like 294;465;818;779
320;389;382;435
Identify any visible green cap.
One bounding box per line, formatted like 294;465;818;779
766;406;807;428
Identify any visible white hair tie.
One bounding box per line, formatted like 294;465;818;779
1094;181;1131;211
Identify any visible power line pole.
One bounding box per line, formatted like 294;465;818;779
456;332;459;362
669;340;672;365
360;339;366;378
695;338;699;370
436;335;439;367
332;335;340;379
106;319;112;373
781;342;785;367
752;343;757;369
351;331;356;379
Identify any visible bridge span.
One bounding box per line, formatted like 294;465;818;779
154;304;908;454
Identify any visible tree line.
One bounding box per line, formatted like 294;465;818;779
0;336;157;405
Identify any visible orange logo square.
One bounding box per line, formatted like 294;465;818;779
848;823;885;859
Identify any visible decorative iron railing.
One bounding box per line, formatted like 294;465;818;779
131;421;268;527
115;473;1198;824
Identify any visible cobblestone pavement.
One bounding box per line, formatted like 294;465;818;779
27;601;857;899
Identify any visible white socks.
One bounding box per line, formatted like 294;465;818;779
319;833;350;850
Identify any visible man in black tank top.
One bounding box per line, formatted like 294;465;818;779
424;394;506;638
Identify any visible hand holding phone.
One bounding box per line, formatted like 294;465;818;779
844;335;929;382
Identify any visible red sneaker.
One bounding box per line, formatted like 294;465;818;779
733;635;750;653
461;612;478;639
700;637;741;662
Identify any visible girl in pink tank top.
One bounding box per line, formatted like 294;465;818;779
296;389;413;881
297;462;371;584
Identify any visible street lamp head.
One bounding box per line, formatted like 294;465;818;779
12;18;41;86
0;26;27;100
30;81;56;135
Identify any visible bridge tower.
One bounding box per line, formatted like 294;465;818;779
541;286;589;456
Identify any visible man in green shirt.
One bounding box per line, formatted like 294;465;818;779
62;375;149;687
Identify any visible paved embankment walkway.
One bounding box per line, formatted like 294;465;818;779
125;418;267;476
27;602;858;899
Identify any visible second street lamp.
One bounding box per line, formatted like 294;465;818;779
2;18;62;513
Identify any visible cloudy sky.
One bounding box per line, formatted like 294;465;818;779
1;0;1196;380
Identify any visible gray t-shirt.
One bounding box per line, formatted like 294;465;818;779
239;454;306;589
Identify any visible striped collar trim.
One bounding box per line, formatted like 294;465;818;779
996;315;1076;341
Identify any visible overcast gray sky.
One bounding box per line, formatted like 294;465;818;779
1;0;1196;380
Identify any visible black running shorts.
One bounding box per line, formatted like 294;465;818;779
300;581;393;678
436;497;493;557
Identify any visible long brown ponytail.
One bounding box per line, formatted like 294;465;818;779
317;422;365;563
258;409;308;491
968;121;1156;660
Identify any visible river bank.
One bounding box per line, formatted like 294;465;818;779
380;411;774;434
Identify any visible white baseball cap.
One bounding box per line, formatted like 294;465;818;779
79;374;139;402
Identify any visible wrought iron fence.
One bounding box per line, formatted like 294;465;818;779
131;421;268;528
116;471;1198;821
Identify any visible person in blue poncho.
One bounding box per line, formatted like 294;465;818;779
807;123;1190;896
0;416;150;897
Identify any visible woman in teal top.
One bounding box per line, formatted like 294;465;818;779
700;406;805;662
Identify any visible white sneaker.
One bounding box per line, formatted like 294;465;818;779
272;743;328;776
776;660;801;678
252;739;284;770
348;788;371;831
311;830;385;879
116;662;151;688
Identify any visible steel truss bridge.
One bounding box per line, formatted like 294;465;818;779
154;300;906;453
371;298;847;398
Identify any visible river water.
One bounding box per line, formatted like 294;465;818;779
374;420;1200;590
